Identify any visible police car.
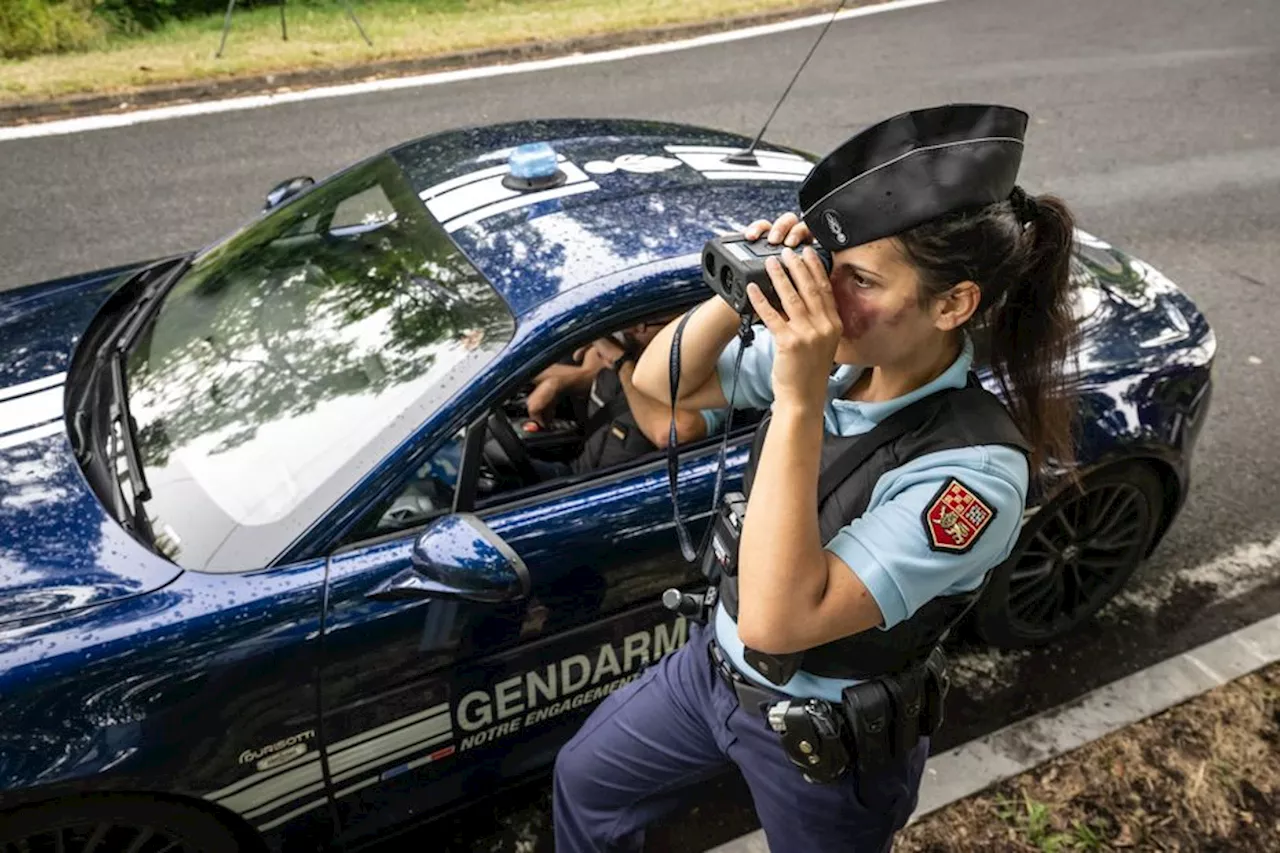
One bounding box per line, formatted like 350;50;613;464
0;118;1214;851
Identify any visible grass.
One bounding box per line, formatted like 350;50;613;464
993;792;1109;852
897;661;1280;852
0;0;834;104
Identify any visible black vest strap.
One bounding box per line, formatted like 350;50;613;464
815;387;974;506
725;376;1031;681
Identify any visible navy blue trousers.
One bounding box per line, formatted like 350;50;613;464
553;622;928;852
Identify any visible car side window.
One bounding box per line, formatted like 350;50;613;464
343;428;466;542
339;311;765;546
329;184;396;235
471;313;761;505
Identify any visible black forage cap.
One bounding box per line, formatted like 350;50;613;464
799;104;1029;251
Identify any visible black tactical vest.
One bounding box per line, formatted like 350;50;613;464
719;376;1030;680
572;369;657;474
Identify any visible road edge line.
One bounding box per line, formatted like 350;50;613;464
704;609;1280;852
0;0;946;142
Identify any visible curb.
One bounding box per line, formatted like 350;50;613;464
0;2;848;127
704;609;1280;852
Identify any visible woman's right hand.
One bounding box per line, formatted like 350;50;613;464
744;212;813;247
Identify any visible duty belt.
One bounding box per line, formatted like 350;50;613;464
708;635;788;718
707;636;950;786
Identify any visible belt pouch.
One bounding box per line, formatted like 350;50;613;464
841;681;893;778
880;672;922;758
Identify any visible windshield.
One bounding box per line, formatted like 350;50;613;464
124;156;514;571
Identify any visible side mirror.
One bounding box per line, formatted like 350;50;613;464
365;514;529;604
264;176;315;211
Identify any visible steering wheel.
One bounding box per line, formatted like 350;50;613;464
483;408;541;487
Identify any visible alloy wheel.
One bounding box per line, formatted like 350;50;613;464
1006;481;1151;637
3;822;190;853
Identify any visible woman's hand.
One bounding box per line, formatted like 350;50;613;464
744;212;813;247
747;246;842;412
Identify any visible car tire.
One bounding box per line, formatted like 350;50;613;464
972;463;1165;650
0;794;253;853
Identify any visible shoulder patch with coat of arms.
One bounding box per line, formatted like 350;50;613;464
921;478;996;554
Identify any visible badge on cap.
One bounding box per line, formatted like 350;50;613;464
922;478;996;554
822;210;847;246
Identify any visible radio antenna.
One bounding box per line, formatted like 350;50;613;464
724;0;850;166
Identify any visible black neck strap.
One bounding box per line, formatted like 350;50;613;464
667;310;754;563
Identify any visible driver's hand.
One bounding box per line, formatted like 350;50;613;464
744;212;813;247
590;336;626;365
526;375;562;426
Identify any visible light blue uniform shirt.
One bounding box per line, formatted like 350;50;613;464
700;408;728;436
712;331;1030;701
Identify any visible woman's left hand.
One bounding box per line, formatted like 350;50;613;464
746;247;843;412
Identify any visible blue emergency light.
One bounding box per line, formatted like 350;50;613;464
502;142;567;191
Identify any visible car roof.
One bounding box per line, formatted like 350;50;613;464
389;118;817;317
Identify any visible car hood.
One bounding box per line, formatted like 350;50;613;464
0;265;183;625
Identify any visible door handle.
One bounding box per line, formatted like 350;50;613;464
365;568;447;602
364;567;516;604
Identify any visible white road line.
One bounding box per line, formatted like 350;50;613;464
911;611;1280;820
705;609;1280;853
0;0;947;143
1116;529;1280;611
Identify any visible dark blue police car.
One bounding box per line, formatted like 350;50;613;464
0;118;1214;851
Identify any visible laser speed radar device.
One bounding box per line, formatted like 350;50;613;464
702;235;833;317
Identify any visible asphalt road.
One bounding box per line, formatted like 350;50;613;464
3;0;1278;849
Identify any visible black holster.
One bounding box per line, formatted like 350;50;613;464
766;648;949;787
837;647;949;788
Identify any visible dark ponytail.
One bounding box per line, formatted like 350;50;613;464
896;190;1080;478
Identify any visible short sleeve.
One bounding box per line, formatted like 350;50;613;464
700;408;728;436
715;327;776;410
824;446;1029;630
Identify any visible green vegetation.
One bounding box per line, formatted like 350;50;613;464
993;792;1111;852
0;0;831;103
1;0;103;58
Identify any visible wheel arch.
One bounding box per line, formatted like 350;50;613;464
0;788;271;853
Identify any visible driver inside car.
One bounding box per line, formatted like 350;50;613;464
527;318;727;476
